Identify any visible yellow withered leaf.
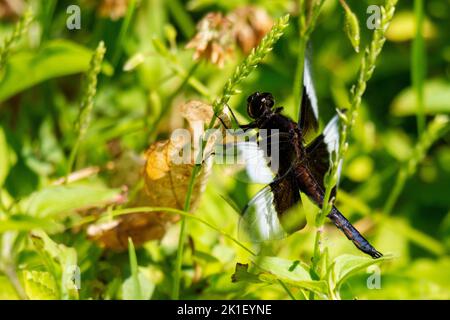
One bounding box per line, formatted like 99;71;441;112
88;100;223;250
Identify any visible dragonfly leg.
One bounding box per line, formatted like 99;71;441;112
239;122;258;131
327;207;383;259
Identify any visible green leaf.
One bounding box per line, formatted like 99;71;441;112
30;230;79;300
232;257;328;295
383;217;446;256
122;238;155;300
0;127;10;187
0;40;110;102
126;238;142;300
329;254;392;291
231;263;261;284
256;256;311;282
123;53;145;71
0;214;63;233
21;183;121;218
0;276;20;299
23;270;59;300
391;80;450;116
122;271;155;300
342;2;360;53
193;250;221;264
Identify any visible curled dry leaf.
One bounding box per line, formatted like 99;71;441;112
88;100;223;250
228;6;273;54
97;0;129;21
186;7;273;66
0;0;25;20
186;12;235;68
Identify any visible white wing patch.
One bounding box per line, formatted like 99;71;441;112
323;115;339;155
237;141;275;184
238;185;287;242
323;115;343;185
303;57;319;121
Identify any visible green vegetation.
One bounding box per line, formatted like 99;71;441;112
0;0;449;300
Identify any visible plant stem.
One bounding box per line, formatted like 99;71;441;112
4;264;27;300
41;0;57;42
171;163;201;300
293;33;307;117
112;0;137;69
149;62;201;142
294;0;307;115
305;0;326;39
383;170;407;216
383;115;449;215
292;0;328;299
317;0;399;228
309;226;323;299
66;138;81;181
66;41;106;180
128;238;142;300
74;206;255;255
152;39;212;99
293;0;326;116
166;0;195;39
412;0;426;136
278;279;297;300
310;0;398;299
0;9;33;71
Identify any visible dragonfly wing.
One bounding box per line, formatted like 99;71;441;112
239;174;305;242
299;57;319;143
217;131;292;184
236;141;275;184
305;115;342;197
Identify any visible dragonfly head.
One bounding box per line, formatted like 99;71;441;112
247;92;274;119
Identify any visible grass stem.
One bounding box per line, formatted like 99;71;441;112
310;0;399;299
412;0;426;136
383;115;449;215
66;42;106;180
0;9;33;71
112;0;137;69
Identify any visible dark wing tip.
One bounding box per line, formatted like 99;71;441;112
371;249;383;259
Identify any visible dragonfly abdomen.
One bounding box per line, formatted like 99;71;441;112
327;207;383;259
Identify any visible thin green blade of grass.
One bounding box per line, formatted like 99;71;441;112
127;237;142;300
41;0;57;42
383;115;449;215
0;9;33;71
293;0;326;138
412;0;426;136
310;0;399;299
166;0;195;39
112;0;137;69
66;41;106;179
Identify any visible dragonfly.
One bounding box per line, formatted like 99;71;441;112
223;59;382;259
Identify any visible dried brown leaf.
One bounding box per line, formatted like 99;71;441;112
88;100;218;250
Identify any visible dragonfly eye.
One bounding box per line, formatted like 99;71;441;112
261;92;275;108
247;92;263;119
247;92;275;119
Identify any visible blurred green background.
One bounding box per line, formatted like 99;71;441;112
0;0;449;300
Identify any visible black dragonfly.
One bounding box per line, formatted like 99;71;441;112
224;60;382;259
